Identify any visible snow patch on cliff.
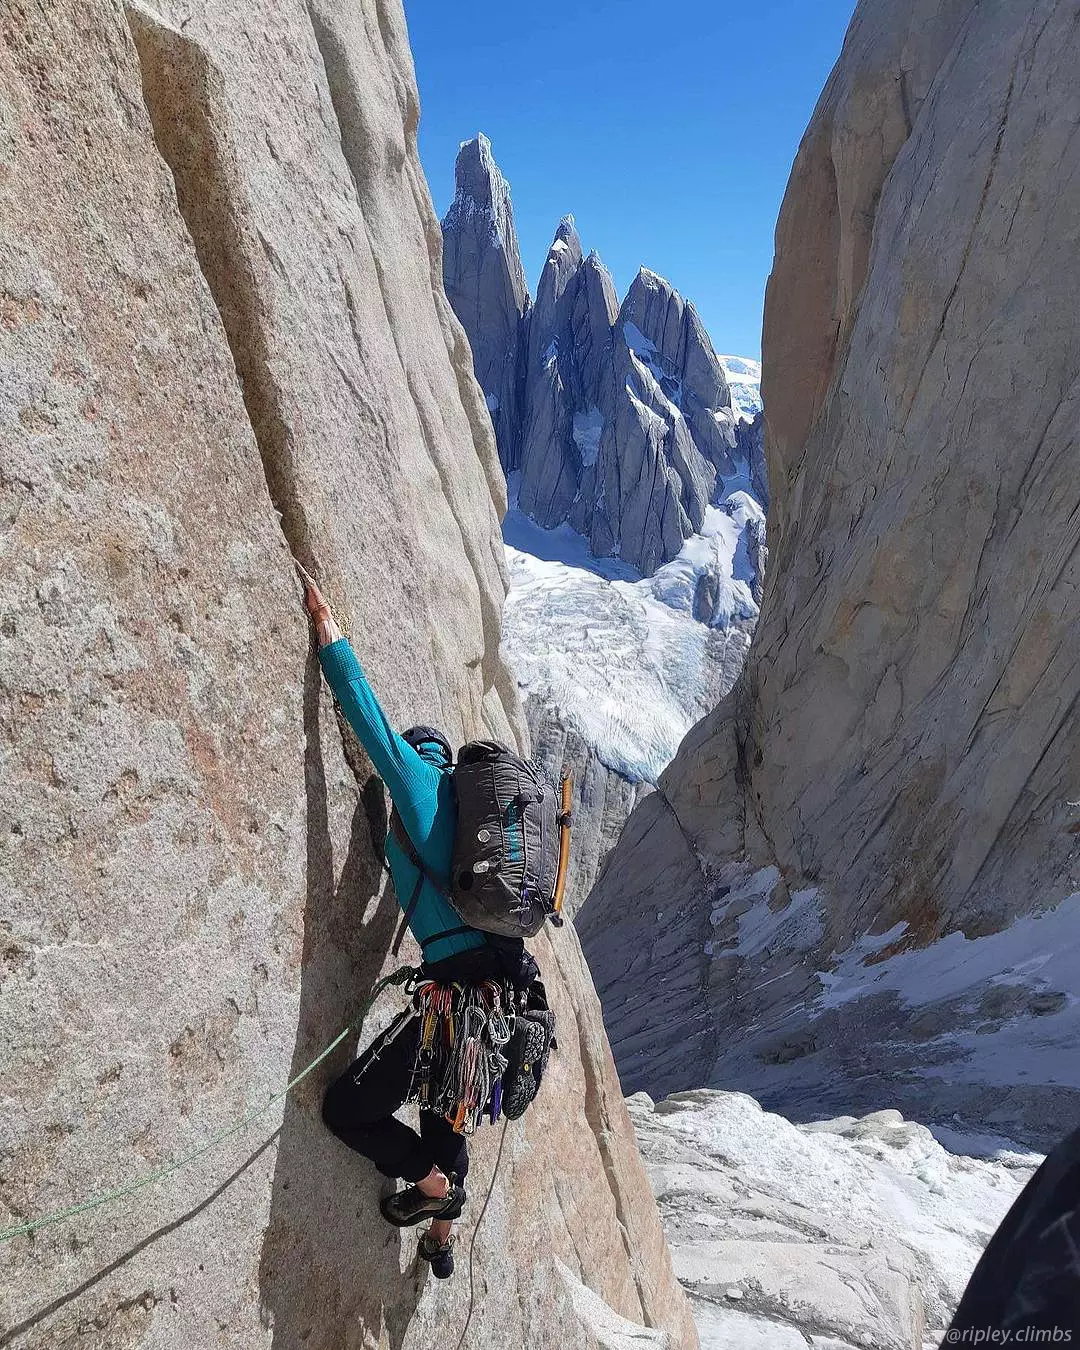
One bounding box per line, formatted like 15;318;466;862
573;407;604;467
719;355;762;421
816;896;1080;1089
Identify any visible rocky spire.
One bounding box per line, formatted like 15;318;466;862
517;222;618;528
441;147;744;575
441;134;530;471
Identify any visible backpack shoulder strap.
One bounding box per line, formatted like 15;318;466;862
387;808;455;957
389;809;452;894
391;873;423;958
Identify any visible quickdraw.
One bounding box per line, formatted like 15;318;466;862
406;979;513;1135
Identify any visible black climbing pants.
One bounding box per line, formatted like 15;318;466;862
321;1008;469;1186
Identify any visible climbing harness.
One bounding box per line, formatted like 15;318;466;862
407;978;513;1134
0;965;417;1246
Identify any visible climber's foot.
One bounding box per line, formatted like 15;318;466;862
418;1231;455;1279
379;1176;465;1228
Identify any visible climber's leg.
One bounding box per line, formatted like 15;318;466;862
321;1010;434;1182
420;1111;469;1246
420;1109;470;1186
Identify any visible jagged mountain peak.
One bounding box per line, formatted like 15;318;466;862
541;214;584;278
442;146;744;574
634;262;668;287
622;265;686;333
441;132;530;470
555;212;579;242
581;248;619;309
443;133;525;276
620;266;730;415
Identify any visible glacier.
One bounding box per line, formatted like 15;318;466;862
719;354;762;422
501;439;764;785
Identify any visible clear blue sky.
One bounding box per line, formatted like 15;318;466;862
405;0;856;360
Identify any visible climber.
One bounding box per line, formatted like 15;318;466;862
297;564;542;1282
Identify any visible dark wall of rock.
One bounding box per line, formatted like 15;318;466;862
0;6;697;1347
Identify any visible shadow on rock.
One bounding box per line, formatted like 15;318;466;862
258;653;418;1349
0;1137;278;1349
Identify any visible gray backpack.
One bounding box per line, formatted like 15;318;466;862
391;741;567;953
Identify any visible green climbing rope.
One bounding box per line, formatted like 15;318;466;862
0;965;417;1246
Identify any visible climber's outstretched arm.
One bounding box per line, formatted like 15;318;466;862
297;564;435;807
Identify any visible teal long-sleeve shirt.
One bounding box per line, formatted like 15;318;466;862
318;637;485;963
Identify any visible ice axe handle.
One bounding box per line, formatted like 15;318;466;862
552;773;573;919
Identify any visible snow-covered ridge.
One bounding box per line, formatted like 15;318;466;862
714;867;1080;1091
631;1088;1039;1350
816;895;1080;1090
689;864;1080;1150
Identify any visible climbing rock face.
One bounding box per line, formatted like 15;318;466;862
583;0;1080;1142
441;133;530;474
0;5;696;1349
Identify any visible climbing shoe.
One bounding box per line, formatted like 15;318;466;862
418;1231;455;1279
379;1177;466;1228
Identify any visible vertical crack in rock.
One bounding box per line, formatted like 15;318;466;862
125;4;386;809
125;3;315;571
304;4;515;738
655;787;711;884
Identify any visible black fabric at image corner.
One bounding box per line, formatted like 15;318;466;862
944;1124;1080;1344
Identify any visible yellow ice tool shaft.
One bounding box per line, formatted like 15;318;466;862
553;773;573;916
